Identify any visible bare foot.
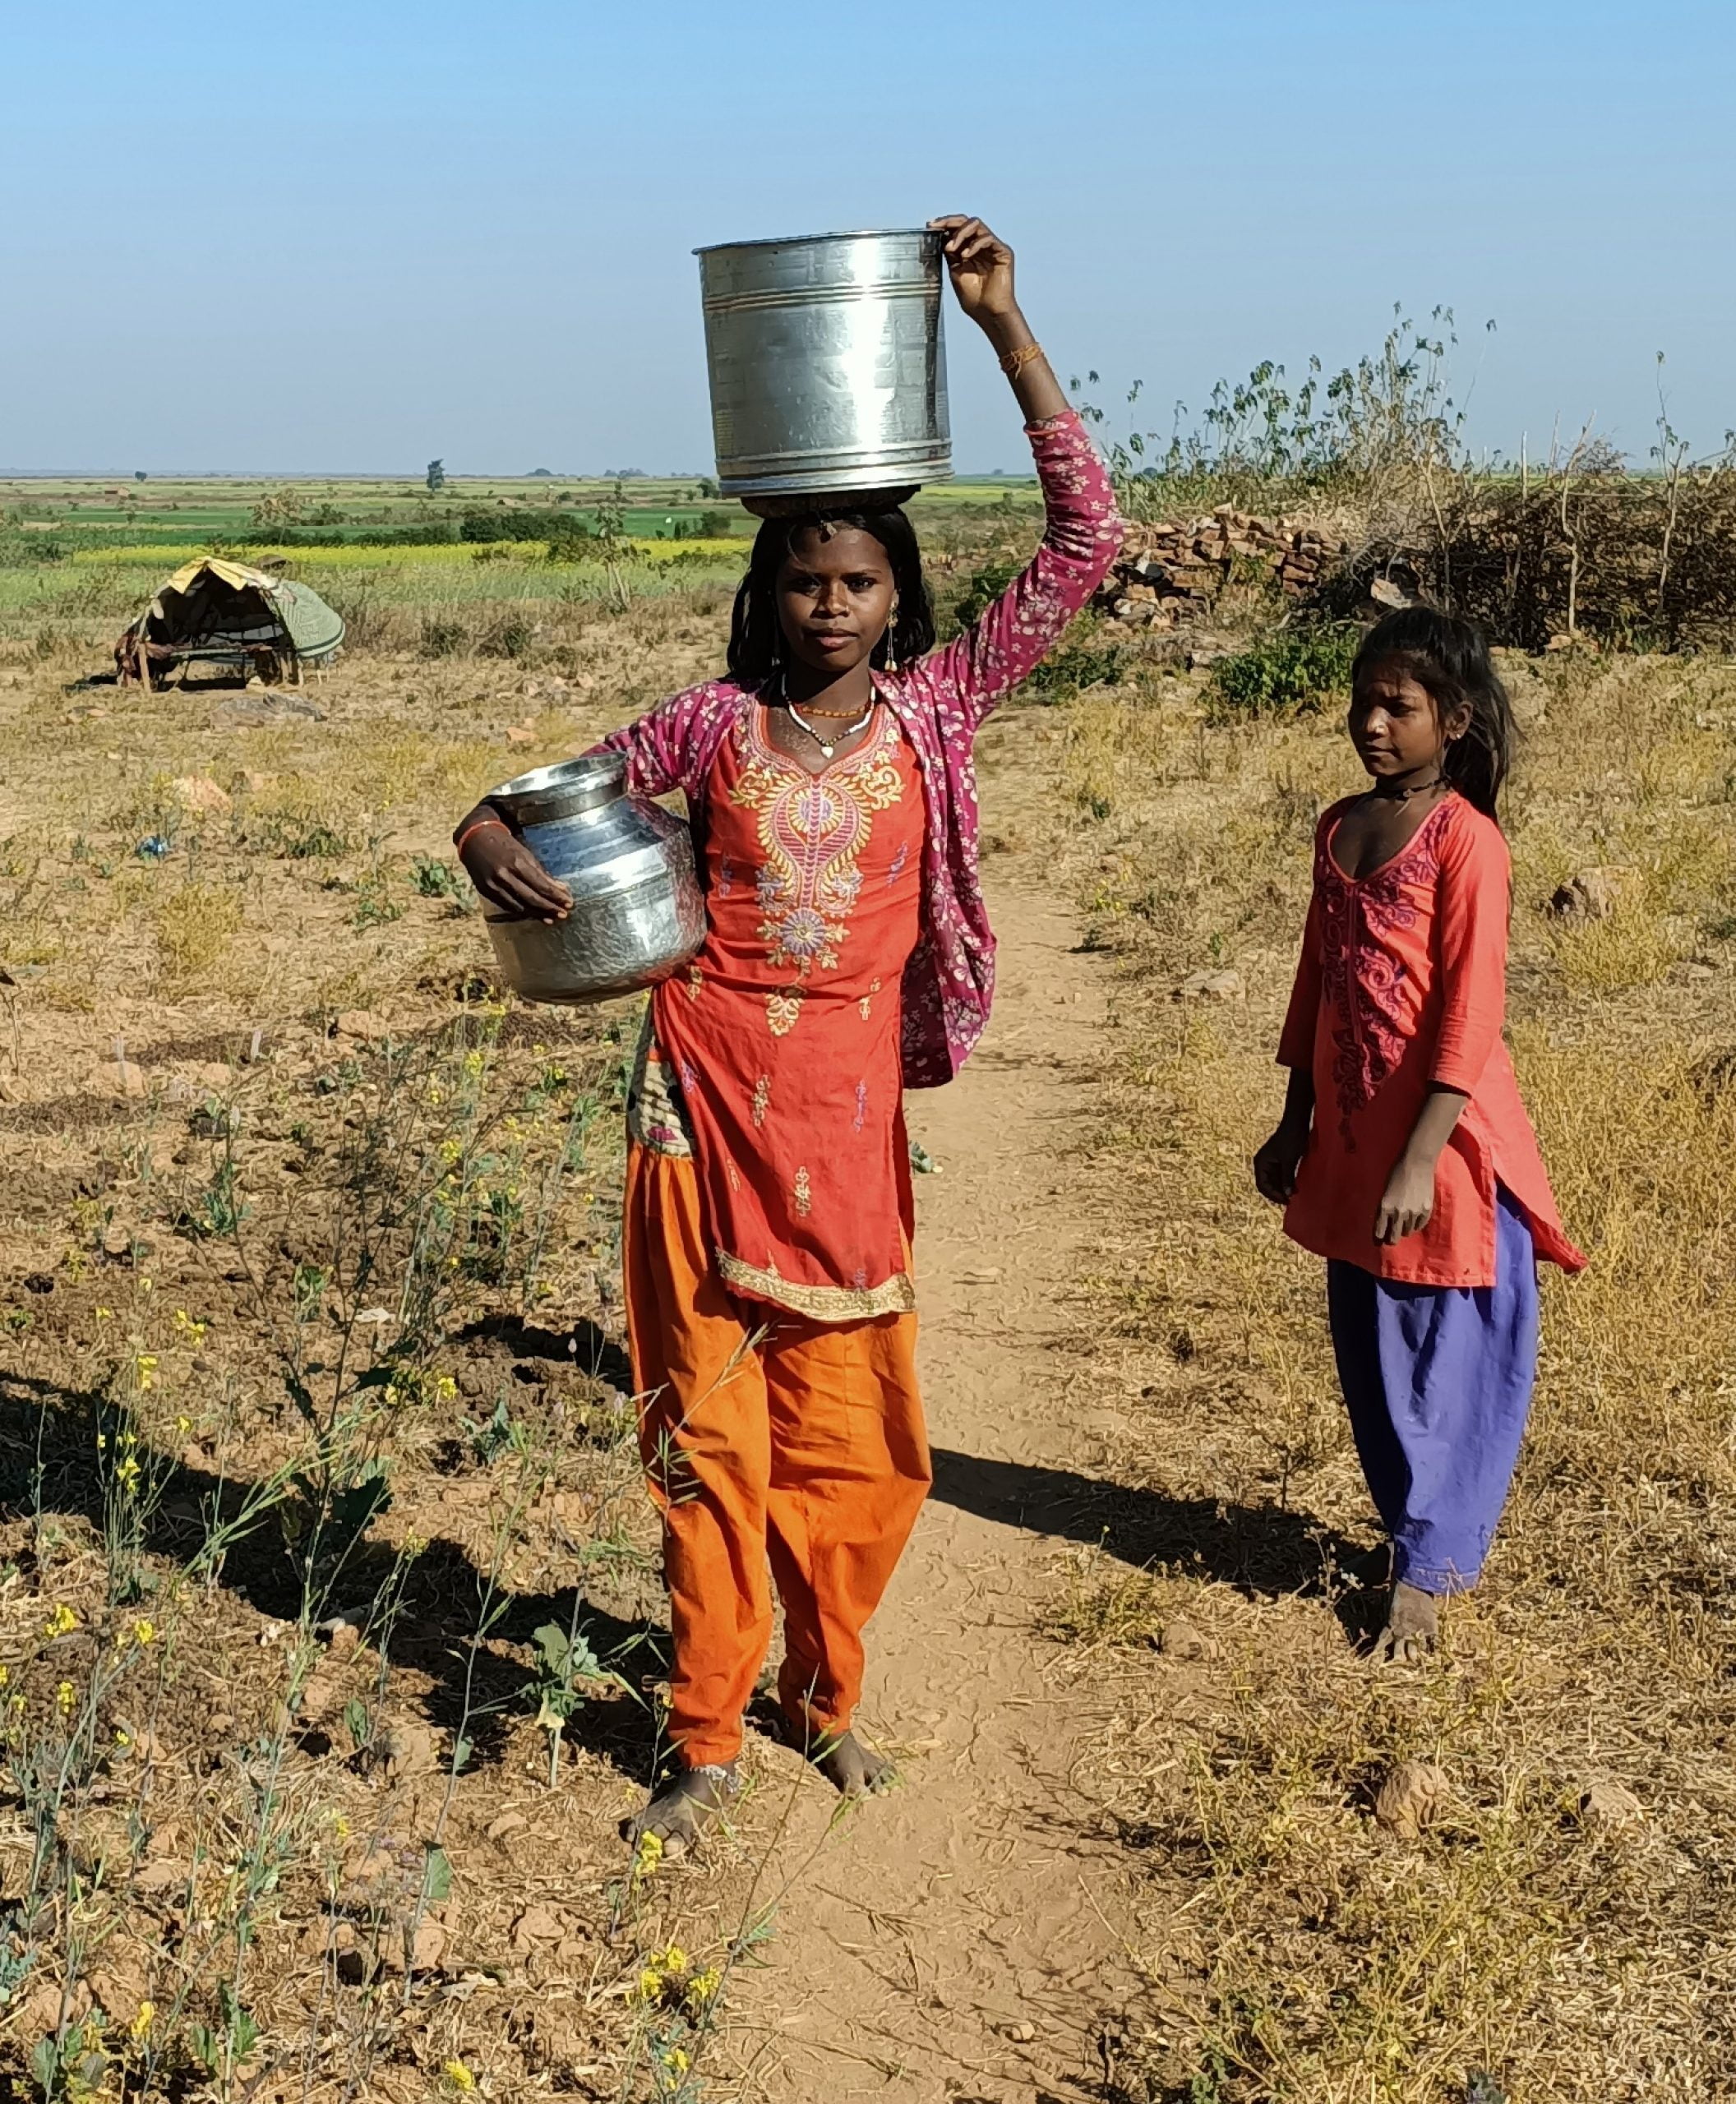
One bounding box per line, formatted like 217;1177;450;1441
1371;1580;1439;1666
620;1762;737;1857
809;1727;894;1799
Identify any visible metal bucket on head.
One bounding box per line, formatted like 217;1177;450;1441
696;228;952;504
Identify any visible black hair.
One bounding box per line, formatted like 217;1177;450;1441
1350;606;1514;818
726;505;935;686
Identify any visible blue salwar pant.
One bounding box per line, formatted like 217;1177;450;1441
1326;1188;1540;1595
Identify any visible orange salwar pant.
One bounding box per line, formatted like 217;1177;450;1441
623;1142;931;1769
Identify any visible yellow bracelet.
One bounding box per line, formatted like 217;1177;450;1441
999;340;1046;377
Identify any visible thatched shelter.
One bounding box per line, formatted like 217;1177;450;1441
114;558;344;689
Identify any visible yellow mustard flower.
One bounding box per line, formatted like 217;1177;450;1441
131;1617;156;1646
686;1967;722;2006
43;1603;79;1640
441;2061;476;2093
56;1681;76;1713
128;2000;154;2042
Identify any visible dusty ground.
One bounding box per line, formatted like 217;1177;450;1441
0;592;1732;2102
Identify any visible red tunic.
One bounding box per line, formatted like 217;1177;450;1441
648;703;925;1321
1278;794;1585;1287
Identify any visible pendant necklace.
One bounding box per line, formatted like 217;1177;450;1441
778;669;875;761
787;700;874;759
1370;774;1444;803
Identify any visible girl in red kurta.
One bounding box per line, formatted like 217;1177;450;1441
1254;609;1584;1663
456;218;1122;1848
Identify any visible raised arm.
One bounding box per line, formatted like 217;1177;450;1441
918;216;1122;727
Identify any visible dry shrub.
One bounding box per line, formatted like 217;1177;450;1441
1549;897;1688;990
155;879;245;990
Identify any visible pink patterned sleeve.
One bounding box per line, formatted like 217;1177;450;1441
597;692;690;798
920;408;1122;729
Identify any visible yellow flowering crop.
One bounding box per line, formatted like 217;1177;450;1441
686;1966;722;2006
56;1681;76;1713
128;2000;155;2042
441;2061;477;2093
42;1603;79;1640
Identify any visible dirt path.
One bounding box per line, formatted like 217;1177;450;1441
721;719;1143;2102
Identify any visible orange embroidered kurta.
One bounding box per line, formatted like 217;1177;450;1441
1278;794;1586;1288
649;704;925;1320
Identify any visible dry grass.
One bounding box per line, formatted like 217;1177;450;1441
1046;651;1736;2100
0;588;784;2101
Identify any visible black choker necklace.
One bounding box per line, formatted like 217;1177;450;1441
1370;776;1445;803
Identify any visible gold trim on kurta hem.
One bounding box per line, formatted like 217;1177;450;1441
715;1250;916;1322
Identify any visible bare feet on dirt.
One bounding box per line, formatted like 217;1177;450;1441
809;1726;894;1799
621;1761;738;1857
1371;1580;1440;1665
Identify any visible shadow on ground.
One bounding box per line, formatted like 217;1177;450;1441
929;1444;1370;1605
0;1312;668;1785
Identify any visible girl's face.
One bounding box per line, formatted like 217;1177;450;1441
1348;658;1467;781
776;526;895;677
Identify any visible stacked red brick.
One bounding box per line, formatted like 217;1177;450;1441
1098;505;1346;627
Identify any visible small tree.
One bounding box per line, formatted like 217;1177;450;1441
426;459;446;494
134;469;147;483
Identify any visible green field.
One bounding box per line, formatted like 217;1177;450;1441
0;473;1042;551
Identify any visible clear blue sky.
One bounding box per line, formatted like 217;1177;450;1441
2;0;1729;475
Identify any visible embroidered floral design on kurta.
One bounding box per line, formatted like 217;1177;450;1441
1317;804;1448;1144
792;1166;812;1217
729;713;905;1029
750;1074;770;1128
765;987;804;1038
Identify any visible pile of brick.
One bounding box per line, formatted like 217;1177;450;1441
1097;506;1347;628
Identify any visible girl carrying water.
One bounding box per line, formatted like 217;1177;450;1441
1254;608;1584;1663
456;218;1120;1843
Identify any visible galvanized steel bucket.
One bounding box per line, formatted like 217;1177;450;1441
696;228;953;504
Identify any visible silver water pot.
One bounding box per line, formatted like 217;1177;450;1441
478;754;705;1004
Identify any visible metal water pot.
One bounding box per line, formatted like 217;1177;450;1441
696;227;952;503
478;754;705;1005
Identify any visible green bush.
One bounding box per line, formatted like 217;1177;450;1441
1208;623;1360;715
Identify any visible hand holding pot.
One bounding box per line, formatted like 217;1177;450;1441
928;215;1066;422
929;215;1018;325
456;807;571;923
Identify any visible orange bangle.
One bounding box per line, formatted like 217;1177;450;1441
999;340;1046;377
455;816;509;858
